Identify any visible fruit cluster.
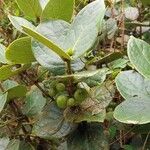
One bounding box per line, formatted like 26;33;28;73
43;80;88;109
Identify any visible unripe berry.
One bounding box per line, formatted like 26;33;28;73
67;98;76;107
56;95;68;109
56;83;65;92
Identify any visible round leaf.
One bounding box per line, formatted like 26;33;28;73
8;15;35;34
16;0;42;20
22;86;46;116
115;70;150;99
41;0;74;22
6;37;36;64
127;36;150;79
32;102;76;139
114;97;150;124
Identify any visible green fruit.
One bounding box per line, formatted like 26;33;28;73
74;88;88;103
56;83;65;92
48;88;56;97
56;95;68;109
67;98;75;107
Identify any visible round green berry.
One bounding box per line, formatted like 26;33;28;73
67;98;76;107
56;83;65;92
74;88;88;103
56;95;68;109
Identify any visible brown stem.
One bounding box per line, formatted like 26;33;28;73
66;60;74;96
22;72;54;101
121;0;125;51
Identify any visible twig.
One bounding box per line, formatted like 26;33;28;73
120;0;125;50
66;60;74;96
142;131;150;150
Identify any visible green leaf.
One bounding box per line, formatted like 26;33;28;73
0;64;30;81
69;0;105;59
141;0;150;6
64;81;114;123
16;0;42;20
115;70;150;99
8;15;35;34
73;0;105;30
127;36;150;79
31;0;105;64
6;37;36;64
30;20;84;73
109;58;129;69
91;81;115;108
32;102;75;139
22;26;71;60
2;80;27;100
41;0;74;22
87;52;126;65
0;44;7;64
0;137;9;150
6;139;34;150
53;68;110;86
0;93;8;113
22;86;46;116
67;123;109;150
53;69;107;80
6;85;27;100
114;97;150;124
83;68;110;87
2;80;18;90
6;37;35;64
64;106;106;123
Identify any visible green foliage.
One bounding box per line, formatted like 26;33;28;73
114;97;150;124
56;95;68;109
22;86;46;116
67;123;109;150
128;36;150;79
0;0;150;149
6;37;35;64
16;0;42;20
41;0;74;22
8;15;35;33
0;44;7;64
115;70;150;99
0;93;8;113
0;64;30;81
32;102;75;139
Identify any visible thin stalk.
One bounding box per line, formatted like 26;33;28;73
121;0;125;50
66;60;74;96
